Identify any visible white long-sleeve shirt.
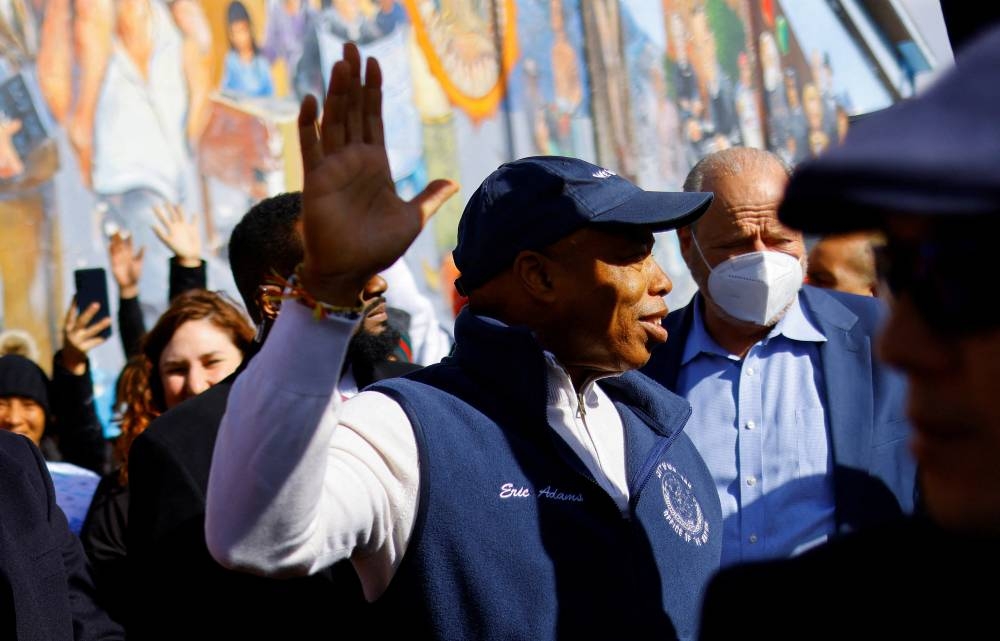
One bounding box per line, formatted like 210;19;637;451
206;302;630;601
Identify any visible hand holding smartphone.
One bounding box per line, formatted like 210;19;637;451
73;268;112;340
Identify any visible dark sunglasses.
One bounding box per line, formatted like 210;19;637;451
874;237;990;336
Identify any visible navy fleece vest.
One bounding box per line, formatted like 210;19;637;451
367;311;722;641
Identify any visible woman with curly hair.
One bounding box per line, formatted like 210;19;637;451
80;289;254;624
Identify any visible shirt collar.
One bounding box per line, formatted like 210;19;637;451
682;292;826;365
473;313;619;401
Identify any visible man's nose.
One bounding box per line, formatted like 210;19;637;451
361;274;388;302
649;259;673;298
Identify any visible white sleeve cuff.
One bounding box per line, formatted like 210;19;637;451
265;301;360;396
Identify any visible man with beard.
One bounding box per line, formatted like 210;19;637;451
125;191;416;639
642;147;915;569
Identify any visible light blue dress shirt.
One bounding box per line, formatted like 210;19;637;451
678;294;834;567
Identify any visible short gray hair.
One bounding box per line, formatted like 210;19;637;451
683;147;791;193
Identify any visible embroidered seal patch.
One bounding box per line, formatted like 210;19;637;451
656;462;709;546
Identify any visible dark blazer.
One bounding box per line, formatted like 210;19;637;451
699;516;999;639
0;431;122;641
642;286;916;532
126;358;420;640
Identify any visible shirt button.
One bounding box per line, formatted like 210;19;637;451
746;476;757;487
749;534;758;544
746;367;755;376
745;420;756;430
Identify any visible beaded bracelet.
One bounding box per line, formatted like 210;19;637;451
265;266;366;320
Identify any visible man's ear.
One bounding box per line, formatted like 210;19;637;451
512;251;558;303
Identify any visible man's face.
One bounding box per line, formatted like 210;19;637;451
541;226;672;378
0;395;45;445
806;234;876;297
346;274;402;364
680;164;805;322
358;274;390;337
877;215;1000;533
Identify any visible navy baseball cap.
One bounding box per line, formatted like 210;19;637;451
779;25;1000;234
453;156;713;294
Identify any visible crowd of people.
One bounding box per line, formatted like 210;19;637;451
1;18;998;640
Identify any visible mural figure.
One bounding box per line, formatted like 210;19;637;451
221;0;275;98
39;0;214;319
781;67;808;163
734;50;763;148
689;5;741;151
549;0;583;153
263;0;312;96
0;0;63;364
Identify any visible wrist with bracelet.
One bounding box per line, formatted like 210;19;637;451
266;264;366;321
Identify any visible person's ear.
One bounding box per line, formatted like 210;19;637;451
513;251;558;304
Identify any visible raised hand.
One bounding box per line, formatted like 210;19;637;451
297;42;458;307
108;232;145;299
153;203;203;268
59;299;112;376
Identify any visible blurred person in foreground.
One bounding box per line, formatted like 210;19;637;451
642;147;914;570
0;428;123;639
206;43;721;641
699;24;1000;640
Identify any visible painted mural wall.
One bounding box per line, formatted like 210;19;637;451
0;0;899;425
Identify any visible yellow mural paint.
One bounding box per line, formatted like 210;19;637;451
403;0;520;122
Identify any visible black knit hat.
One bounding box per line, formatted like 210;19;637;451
0;355;50;418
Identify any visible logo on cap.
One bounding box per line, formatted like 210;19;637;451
592;168;616;179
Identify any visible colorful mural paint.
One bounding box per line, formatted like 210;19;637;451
0;0;905;427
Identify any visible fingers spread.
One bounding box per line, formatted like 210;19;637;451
344;43;364;143
153;204;170;229
412;179;460;225
77;301;101;328
81;315;112;340
322;60;350;154
363;57;384;144
64;298;78;328
152;223;168;246
298;94;323;172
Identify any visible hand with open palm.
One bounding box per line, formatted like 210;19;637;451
296;43;458;307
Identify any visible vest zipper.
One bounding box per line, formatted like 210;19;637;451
576;390;587;419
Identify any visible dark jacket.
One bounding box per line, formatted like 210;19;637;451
47;354;107;474
367;310;722;641
700;516;1000;639
0;430;123;641
124;357;418;639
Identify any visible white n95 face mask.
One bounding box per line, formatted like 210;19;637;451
692;232;803;326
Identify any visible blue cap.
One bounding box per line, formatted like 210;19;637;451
780;26;1000;233
453;156;713;294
